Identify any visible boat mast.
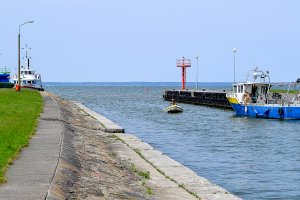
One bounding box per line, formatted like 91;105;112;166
23;44;31;69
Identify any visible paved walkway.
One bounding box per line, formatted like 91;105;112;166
0;93;242;200
0;92;63;200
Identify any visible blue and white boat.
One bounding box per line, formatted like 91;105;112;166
226;67;300;119
0;68;10;83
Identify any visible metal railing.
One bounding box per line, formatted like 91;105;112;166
0;68;10;74
176;58;191;67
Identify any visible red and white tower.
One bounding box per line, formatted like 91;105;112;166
176;57;191;90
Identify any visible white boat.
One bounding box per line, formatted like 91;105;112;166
11;46;44;91
164;104;183;113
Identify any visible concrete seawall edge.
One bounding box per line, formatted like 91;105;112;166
72;101;124;133
74;102;242;200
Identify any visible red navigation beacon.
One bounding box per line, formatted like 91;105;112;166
176;57;191;90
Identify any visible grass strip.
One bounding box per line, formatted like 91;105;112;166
0;89;42;183
270;89;298;94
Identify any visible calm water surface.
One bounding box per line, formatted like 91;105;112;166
46;84;300;200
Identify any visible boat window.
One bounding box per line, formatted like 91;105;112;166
29;71;32;74
238;85;242;93
28;81;32;84
233;85;237;93
261;86;268;94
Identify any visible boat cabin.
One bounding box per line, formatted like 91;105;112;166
233;82;271;104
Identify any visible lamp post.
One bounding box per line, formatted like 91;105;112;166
195;55;199;90
233;48;237;83
17;20;34;91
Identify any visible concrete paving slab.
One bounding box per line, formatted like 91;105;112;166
148;177;178;188
73;101;124;133
151;187;197;200
28;144;61;151
115;133;141;141
29;134;61;144
0;174;53;185
37;121;63;128
8;162;58;176
0;186;49;200
32;133;62;139
140;149;163;158
147;154;183;167
196;193;241;200
158;165;197;176
121;139;154;150
192;183;228;192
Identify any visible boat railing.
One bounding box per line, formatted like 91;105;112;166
226;92;237;98
0;68;10;74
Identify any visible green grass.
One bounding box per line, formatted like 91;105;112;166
0;89;42;183
146;186;153;195
129;163;150;180
138;170;150;179
270;89;298;94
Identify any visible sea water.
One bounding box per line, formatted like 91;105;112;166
46;82;300;200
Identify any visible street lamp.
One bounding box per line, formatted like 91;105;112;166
233;48;237;83
17;20;34;91
195;55;199;90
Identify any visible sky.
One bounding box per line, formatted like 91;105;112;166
0;0;299;82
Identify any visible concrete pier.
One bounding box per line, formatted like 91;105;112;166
163;89;233;109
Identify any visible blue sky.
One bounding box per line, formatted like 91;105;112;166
0;0;299;82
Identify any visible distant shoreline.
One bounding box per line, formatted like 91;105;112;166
43;82;233;87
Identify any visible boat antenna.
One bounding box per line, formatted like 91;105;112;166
23;44;32;68
265;70;271;104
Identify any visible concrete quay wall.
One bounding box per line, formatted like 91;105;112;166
76;102;242;200
163;90;233;109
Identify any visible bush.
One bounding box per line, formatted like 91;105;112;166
0;82;14;88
